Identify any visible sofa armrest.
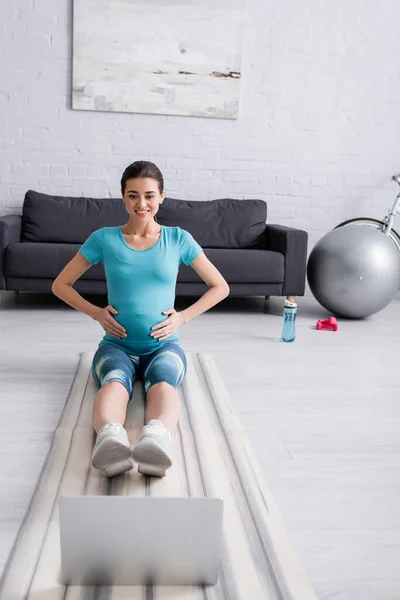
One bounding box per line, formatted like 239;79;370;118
0;215;22;290
264;224;308;296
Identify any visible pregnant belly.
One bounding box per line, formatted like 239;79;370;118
113;307;166;342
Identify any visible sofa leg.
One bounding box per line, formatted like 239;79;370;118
287;295;296;303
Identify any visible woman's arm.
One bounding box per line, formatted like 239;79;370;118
181;285;229;324
51;252;101;320
180;252;230;324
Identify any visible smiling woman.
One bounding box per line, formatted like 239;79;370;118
121;160;164;232
51;159;229;480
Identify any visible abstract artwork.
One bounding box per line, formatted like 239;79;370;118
72;0;245;119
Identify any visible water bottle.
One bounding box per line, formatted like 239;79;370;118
281;299;297;342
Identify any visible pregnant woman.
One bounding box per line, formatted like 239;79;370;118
52;161;230;478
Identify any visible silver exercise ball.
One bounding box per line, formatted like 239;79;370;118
307;225;400;318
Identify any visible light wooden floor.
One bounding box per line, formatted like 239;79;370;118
0;289;399;600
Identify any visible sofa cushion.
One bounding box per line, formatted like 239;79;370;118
21;191;267;249
157;197;267;249
5;244;284;284
21;191;126;244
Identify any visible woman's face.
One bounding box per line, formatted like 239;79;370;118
122;177;164;221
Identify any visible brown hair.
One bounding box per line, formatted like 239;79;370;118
121;161;164;223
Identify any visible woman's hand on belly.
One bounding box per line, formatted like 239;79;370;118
150;308;185;341
95;305;127;339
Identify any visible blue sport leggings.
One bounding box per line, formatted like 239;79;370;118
91;341;187;399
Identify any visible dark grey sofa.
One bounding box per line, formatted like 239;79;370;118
0;190;308;299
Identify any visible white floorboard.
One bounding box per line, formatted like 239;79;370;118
0;289;399;600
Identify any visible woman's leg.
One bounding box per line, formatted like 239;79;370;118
90;345;136;477
91;344;136;432
142;341;187;433
92;381;130;433
131;342;187;477
145;381;180;432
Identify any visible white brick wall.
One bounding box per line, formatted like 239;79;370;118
1;0;400;249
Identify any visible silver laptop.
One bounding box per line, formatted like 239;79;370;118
59;495;224;586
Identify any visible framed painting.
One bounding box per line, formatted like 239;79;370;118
72;0;245;119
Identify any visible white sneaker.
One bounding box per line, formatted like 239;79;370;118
131;419;172;477
91;422;133;478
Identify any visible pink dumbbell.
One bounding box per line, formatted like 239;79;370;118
316;316;338;331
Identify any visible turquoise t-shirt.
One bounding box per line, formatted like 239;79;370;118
79;225;203;356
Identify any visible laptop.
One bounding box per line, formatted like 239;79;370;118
59;495;224;586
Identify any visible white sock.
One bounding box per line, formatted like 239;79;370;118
147;419;172;442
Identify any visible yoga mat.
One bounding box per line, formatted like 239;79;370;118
0;351;318;599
